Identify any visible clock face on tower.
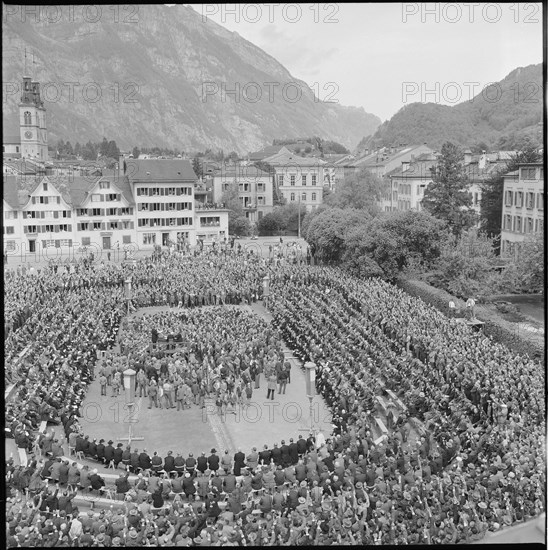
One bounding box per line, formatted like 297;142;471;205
24;131;33;140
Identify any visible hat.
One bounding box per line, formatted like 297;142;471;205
211;448;217;453
108;440;114;445
298;497;306;504
300;480;307;487
478;502;487;509
343;518;352;529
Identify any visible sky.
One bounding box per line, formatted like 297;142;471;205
191;3;543;121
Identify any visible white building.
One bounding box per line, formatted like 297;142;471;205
263;149;325;212
501;162;544;256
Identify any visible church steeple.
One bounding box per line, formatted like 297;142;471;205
19;75;48;161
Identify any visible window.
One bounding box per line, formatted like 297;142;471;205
290;193;295;202
302;175;307;185
312;175;317;185
538;193;544;210
312;192;317;201
515;192;523;208
82;237;91;246
5;211;18;219
99;180;110;189
505;190;513;207
91;208;102;216
4;226;14;234
301;192;307;201
526;217;534;233
257;196;264;205
93;222;102;230
43;182;48;192
277;175;284;186
521;167;536;180
107;208;117;216
106;193;119;201
123;235;131;244
290;175;296;186
24;111;31;125
515;216;522;233
257;183;265;192
143;233;156;245
5;241;15;251
504;214;512;230
62;210;71;218
91;194;102;202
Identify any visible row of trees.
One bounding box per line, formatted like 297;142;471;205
55;137;120;162
302;140;544;296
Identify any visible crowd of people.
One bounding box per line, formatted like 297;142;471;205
116;308;292;415
4;250;545;546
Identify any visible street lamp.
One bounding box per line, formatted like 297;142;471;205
117;368;143;447
303;362;317;436
124;277;132;314
262;273;271;307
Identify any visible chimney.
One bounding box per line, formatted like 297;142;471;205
464;150;472;164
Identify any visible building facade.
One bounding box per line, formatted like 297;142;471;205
211;165;273;224
263;150;325;212
500;163;544;256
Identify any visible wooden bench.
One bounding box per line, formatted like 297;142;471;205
374;396;388;416
375;417;389;437
385;389;408;413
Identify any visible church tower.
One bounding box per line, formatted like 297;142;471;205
19;76;48;161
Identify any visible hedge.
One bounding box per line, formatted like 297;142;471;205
396;277;544;362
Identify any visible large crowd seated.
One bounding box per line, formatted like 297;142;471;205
4;248;545;546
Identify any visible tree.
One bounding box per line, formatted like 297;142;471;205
221;185;250;237
326;166;387;215
74;142;81;158
99;137;109;158
107;140;120;159
422;142;476;237
257;211;285;235
305;208;368;264
132;146;140;159
192;156;203;178
480;140;541;245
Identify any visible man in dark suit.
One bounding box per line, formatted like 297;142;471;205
113;443;124;468
139;449;152;471
104;440;115;465
130;448;140;473
233;448;246;476
151;452;163;474
196;452;208;474
288;438;299;465
174;453;186;476
86;439;98;459
122;446;132;470
208;448;220;472
271;443;282;466
96;439;106;464
259;445;271;467
185;453;197;477
280;440;291;467
164;451;175;476
297;435;306;456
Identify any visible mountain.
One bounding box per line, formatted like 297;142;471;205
360;64;542;152
2;4;380;154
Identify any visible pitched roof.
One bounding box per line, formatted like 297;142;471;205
387;158;437;179
262;149;326;167
126;159;197;183
64;175;135;207
248;145;287;161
